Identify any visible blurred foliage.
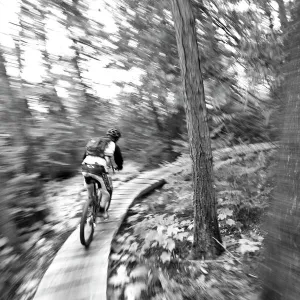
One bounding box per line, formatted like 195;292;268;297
106;0;284;149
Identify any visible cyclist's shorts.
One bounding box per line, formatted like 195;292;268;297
81;163;112;194
82;163;106;176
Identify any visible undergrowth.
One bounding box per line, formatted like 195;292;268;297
107;150;275;300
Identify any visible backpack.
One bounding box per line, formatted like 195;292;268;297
85;136;111;158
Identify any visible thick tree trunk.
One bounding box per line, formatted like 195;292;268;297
170;0;223;259
260;3;300;300
0;50;20;249
0;48;26;168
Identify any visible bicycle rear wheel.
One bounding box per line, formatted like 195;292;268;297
80;197;95;247
106;190;112;211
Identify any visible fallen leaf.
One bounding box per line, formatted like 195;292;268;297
160;251;171;263
130;266;148;279
129;242;139;253
124;282;147;300
127;214;140;223
165;238;176;252
226;219;236;226
109;265;129;287
175;232;189;241
121;254;130;262
111;253;122;261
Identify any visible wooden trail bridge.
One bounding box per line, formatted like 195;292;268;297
33;166;177;300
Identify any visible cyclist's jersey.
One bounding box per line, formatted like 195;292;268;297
83;141;115;171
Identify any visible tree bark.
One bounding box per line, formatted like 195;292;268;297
170;0;223;259
260;3;300;300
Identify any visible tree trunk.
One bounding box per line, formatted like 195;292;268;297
262;0;276;38
149;95;164;132
37;1;66;116
70;0;88;103
260;3;300;300
0;49;20;249
0;47;26;163
71;40;90;104
276;0;288;30
66;0;98;131
170;0;223;259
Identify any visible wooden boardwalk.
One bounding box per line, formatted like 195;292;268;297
33;167;174;300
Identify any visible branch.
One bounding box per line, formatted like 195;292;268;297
212;237;242;264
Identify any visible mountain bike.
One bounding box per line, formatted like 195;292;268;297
80;162;115;247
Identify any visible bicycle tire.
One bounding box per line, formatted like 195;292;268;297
106;192;112;211
80;197;95;247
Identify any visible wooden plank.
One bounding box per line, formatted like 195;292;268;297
133;177;161;181
117;183;153;189
112;190;136;195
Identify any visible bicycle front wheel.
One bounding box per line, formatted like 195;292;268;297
80;198;95;247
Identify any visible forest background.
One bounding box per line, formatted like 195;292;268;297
0;0;294;299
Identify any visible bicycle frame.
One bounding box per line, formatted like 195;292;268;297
80;164;113;247
91;180;102;213
109;157;115;174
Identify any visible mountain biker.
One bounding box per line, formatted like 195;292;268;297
81;128;123;219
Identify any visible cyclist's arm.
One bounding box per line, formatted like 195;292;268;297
104;141;115;157
114;145;123;170
82;151;87;161
104;141;116;169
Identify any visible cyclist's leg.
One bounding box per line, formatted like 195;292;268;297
101;172;113;203
82;172;94;201
86;173;110;217
108;175;113;196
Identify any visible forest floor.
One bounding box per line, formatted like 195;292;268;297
107;150;275;300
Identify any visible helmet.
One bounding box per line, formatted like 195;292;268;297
106;128;121;141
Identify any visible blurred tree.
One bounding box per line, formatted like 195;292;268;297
0;48;20;250
276;0;288;29
260;2;300;299
37;0;67;117
170;0;223;259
